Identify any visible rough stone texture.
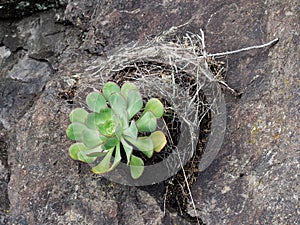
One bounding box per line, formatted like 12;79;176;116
0;3;189;225
0;0;299;224
0;0;59;19
191;1;300;225
0;123;9;225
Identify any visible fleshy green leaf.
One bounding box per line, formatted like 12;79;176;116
66;123;86;141
130;155;144;179
125;136;154;158
99;108;113;121
136;111;157;132
70;108;88;123
109;141;121;171
127;90;143;119
112;116;126;138
85;112;102;130
103;137;118;149
99;120;116;136
84;146;106;157
103;82;121;100
120;82;142;119
91;148;114;174
123;121;138;140
109;93;128;129
113;110;129;131
144;98;164;118
109;93;127;114
82;128;106;148
86;92;107;113
77;151;97;163
120;137;133;164
69;143;102;163
69;143;88;160
150;131;167;153
121;82;139;99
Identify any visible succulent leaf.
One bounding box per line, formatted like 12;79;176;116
103;137;118;149
150;131;167;152
82;128;106;148
99;108;113;122
115;110;129;130
85;108;114;130
109;93;127;114
84;146;106;157
85;112;102;130
69;142;88;160
66;122;86;141
127;90;143;119
77;151;97;163
99;120;116;136
144;98;164;118
69;143;103;163
70;108;88;123
121;137;133;164
130;155;144;179
109;93;129;129
125;136;154;158
121;82;139;99
123;121;138;140
86;92;107;113
136;111;157;132
109;142;122;171
103;82;121;100
91;148;114;174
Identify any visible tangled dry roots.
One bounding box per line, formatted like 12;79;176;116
86;31;226;186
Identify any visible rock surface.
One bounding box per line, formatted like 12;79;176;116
190;1;300;224
0;0;59;19
0;0;299;224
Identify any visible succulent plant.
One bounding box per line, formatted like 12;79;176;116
66;81;167;179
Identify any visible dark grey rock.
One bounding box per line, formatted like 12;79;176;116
0;0;60;19
0;10;70;127
190;0;300;224
1;0;299;224
0;126;9;225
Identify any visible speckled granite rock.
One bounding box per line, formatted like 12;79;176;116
1;0;299;224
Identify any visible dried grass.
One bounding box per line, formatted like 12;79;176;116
85;26;278;223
